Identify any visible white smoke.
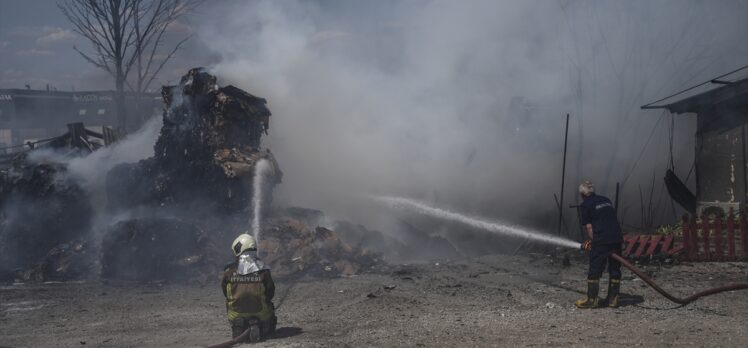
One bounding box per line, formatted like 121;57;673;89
189;1;748;237
66;116;162;192
25;116;163;235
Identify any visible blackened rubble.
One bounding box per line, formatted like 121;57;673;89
0;157;92;279
0;68;386;283
107;68;281;215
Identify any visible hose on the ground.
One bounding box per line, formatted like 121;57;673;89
611;253;748;305
206;326;251;348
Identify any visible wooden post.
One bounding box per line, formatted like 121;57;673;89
714;218;724;261
701;214;711;261
614;182;620;211
557;113;570;237
727;208;736;261
690;215;699;261
742;213;748;261
682;215;692;261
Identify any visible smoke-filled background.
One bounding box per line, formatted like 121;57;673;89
2;0;748;243
193;0;748;234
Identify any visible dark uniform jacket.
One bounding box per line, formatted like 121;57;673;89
580;193;623;245
221;262;275;321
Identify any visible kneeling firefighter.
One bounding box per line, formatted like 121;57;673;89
222;233;276;342
576;181;624;309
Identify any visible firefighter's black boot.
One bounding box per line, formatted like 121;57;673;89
575;278;600;309
261;315;277;337
247;318;262;343
230;318;247;339
607;278;621;308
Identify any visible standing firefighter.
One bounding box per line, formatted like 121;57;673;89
222;233;276;342
575;181;624;309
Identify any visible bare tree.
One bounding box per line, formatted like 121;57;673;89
58;0;196;131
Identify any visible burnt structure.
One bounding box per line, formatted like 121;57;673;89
107;68;280;216
643;71;748;215
101;68;282;280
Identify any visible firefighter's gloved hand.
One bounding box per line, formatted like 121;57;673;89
581;240;592;251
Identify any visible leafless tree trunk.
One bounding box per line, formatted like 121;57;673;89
58;0;196;132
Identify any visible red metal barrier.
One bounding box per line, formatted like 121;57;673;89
727;208;736;261
702;217;711;261
690;215;699;260
621;234;683;260
680;210;748;262
622;211;748;262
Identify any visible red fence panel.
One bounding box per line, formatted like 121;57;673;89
661;235;674;254
701;215;711;261
646;235;662;257
689;215;699;261
680;211;748;261
714;218;724;261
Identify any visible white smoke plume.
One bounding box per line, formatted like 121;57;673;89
188;0;747;236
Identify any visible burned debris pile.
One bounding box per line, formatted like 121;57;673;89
0;156;92;278
101;218;209;282
107;68;281;216
0;68;383;283
260;215;382;278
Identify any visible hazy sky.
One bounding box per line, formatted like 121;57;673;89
0;0;208;90
2;0;748;234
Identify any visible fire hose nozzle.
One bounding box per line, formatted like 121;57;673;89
580;240;592;251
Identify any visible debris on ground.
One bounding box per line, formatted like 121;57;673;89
18;240;92;282
100;218;210;282
259;217;382;278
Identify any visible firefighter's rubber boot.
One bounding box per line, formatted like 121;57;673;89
230;318;246;339
261;315;277;337
606;278;621;308
247;319;262;343
575;278;600;309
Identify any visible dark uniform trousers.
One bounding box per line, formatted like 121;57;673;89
588;242;622;279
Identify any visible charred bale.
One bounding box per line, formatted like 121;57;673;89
107;67;281;217
18;240;93;282
101;218;208;281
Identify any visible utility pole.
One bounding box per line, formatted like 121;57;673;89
557;113;570;236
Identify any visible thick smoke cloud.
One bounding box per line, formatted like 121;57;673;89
191;0;746;237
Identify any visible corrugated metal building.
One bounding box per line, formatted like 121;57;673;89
644;72;748;215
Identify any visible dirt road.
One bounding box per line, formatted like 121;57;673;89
2;253;747;347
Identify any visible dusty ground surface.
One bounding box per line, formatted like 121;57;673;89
2;252;747;347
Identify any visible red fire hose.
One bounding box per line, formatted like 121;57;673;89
610;253;748;305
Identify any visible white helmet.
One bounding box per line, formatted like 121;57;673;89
231;233;256;256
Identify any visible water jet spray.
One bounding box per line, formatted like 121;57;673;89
373;195;580;249
251;159;271;245
374;195;748;306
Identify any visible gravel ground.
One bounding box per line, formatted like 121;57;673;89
2;253;747;347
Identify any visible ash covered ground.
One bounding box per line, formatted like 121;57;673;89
1;255;747;347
